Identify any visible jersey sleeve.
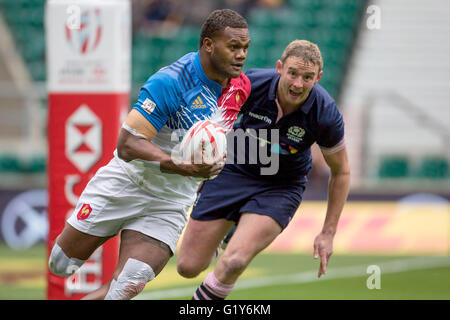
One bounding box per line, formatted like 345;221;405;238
316;102;345;149
132;72;179;132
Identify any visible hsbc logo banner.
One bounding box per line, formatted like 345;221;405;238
66;104;102;173
46;0;131;299
47;93;128;300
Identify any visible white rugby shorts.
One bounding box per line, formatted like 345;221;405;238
66;157;189;254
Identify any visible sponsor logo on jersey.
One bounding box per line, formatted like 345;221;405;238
142;98;156;114
287;126;305;142
191;96;206;109
77;204;92;220
248;112;272;124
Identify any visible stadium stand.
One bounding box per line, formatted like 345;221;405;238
416;156;449;179
0;0;47;182
130;0;367;99
340;0;450;188
378;155;409;179
244;0;366;100
4;0;447;192
0;0;367;103
0;0;46;82
0;0;366;179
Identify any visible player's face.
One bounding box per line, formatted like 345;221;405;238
276;56;322;107
210;27;250;79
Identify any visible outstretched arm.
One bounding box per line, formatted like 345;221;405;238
313;146;350;278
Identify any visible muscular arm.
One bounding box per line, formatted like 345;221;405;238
313;146;350;277
117;110;169;162
117;109;223;178
321;146;350;235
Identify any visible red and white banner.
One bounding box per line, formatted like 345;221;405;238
46;0;131;299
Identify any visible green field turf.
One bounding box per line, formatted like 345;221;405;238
0;244;449;300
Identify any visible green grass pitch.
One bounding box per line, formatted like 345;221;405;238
0;244;449;300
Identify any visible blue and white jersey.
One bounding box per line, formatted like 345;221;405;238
115;51;225;205
134;52;223;132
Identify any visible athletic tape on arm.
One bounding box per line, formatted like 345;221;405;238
122;123;148;139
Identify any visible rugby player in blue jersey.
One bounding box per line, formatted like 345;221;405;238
47;9;251;300
177;40;350;300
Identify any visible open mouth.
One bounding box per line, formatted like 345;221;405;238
289;89;302;98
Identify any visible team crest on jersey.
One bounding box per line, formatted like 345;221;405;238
77;204;92;220
142;98;156;114
191;96;206;109
287;126;305;142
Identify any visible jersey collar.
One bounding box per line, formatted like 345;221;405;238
268;70;317;114
298;86;317;114
193;51;223;97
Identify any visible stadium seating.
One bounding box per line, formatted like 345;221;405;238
130;1;366;98
415;156;449;179
0;155;20;173
0;0;46;81
378;155;449;180
1;0;447;186
245;1;365;98
0;154;46;173
0;0;366;174
0;0;366;98
378;156;410;179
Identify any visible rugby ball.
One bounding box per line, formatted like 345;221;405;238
179;120;227;179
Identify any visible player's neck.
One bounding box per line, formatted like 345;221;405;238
199;51;229;87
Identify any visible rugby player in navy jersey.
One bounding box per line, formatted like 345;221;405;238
177;40;350;300
47;9;251;300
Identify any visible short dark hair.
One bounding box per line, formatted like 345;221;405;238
199;9;248;48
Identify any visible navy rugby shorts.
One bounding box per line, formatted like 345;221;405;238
190;165;306;229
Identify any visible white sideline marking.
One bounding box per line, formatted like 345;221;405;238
136;256;450;300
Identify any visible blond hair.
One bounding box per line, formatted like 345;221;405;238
281;40;323;72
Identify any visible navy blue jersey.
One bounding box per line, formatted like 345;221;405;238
229;68;345;181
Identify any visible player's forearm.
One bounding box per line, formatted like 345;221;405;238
117;133;171;163
117;128;223;178
119;138;196;176
321;170;350;235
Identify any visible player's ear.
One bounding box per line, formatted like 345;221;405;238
315;69;323;83
202;37;214;54
276;60;283;75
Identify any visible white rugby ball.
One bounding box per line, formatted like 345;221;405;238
180;120;227;179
